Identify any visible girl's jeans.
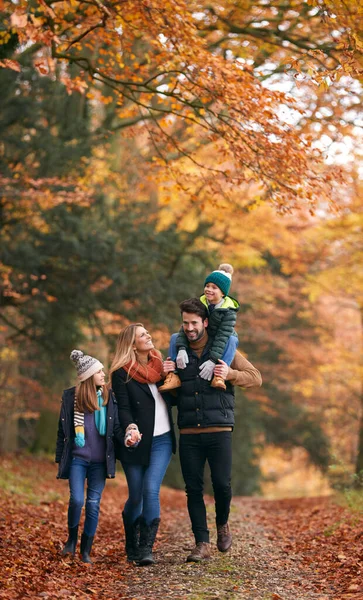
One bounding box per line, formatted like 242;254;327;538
68;457;106;536
168;332;239;366
122;431;172;525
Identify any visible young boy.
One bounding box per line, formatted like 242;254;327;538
160;264;239;391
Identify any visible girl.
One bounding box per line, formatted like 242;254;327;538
56;349;123;563
110;324;176;566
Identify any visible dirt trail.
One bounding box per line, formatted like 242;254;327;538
1;456;362;600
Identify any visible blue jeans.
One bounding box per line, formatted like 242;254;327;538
122;431;172;525
169;332;238;366
68;458;106;536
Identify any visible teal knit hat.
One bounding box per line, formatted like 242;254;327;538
204;263;233;296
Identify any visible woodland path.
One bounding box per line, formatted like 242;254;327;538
1;455;362;600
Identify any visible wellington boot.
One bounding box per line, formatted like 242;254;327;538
61;525;78;556
137;517;160;566
211;376;226;390
80;533;94;564
159;372;181;392
122;512;140;562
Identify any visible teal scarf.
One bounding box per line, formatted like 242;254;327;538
94;389;107;436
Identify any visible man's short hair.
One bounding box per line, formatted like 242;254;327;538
179;298;208;320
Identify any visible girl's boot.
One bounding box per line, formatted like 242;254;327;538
138;517;160;566
61;525;78;556
80;533;94;564
122;512;140;562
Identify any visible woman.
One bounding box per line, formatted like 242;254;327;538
110;324;176;566
56;349;124;563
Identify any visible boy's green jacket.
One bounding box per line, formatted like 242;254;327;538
177;294;239;363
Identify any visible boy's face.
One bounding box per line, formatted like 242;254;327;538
204;282;224;304
182;312;208;342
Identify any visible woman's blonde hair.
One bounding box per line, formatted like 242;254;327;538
109;323;144;380
75;376;109;413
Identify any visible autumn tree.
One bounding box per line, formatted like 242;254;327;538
1;1;361;493
2;0;352;212
304;177;363;475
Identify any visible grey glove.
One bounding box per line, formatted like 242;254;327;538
199;359;215;381
176;348;189;369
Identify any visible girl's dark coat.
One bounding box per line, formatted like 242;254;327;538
55;386;123;479
111;368;176;467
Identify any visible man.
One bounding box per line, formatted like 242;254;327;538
163;298;262;562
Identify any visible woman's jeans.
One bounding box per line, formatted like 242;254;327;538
68;457;106;536
122;431;172;525
179;431;232;544
169;332;238;366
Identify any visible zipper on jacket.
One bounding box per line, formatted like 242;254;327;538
220;395;227;418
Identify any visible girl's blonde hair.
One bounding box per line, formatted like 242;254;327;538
75;376;109;413
109;323;144;380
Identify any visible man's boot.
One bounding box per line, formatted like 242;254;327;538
80;533;94;564
122;511;140;562
137;517;160;566
186;542;211;562
216;522;232;552
211;376;226;390
159;372;181;392
61;525;78;556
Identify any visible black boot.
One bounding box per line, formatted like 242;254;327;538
122;512;140;562
138;517;160;566
80;533;94;564
61;525;78;556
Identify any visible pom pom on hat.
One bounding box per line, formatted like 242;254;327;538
218;263;234;275
70;349;104;382
204;263;234;296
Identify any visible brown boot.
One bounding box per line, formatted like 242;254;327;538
217;522;232;552
211;376;226;390
186;542;211;562
159;372;181;392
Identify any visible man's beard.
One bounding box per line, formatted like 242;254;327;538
188;327;206;342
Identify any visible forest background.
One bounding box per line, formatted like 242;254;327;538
0;0;362;498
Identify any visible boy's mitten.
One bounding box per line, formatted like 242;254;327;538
176;349;189;370
199;359;215;381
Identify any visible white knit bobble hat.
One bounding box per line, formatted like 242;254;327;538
70;350;104;382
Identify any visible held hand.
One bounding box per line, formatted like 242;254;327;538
126;430;142;447
213;359;229;380
199;359;215;381
124;424;142;447
176;348;189;370
163;357;176;374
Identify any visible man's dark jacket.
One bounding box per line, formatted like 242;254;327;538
176;340;235;430
55;386;123;479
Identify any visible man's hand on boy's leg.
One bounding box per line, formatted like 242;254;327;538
213;359;229;380
163;358;176;373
